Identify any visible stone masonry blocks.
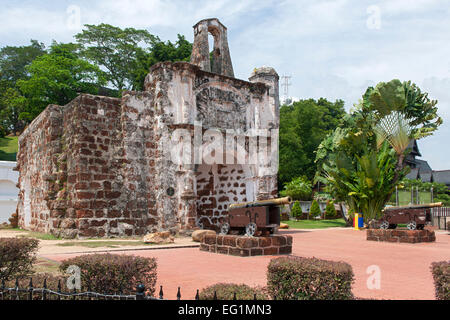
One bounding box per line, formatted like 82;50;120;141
367;229;436;243
200;234;292;257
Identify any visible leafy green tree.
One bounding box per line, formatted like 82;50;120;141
17;42;105;118
316;79;442;221
309;200;321;218
132;34;192;90
0;40;46;85
0;88;29;133
75;24;157;92
280;176;312;200
279;98;346;188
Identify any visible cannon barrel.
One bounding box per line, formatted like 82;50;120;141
383;202;443;212
228;197;292;209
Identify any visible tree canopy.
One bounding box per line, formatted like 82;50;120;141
17;42;105;118
278;98;346;188
74;24;157;92
0;24;193;137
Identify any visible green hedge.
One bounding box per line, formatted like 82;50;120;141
199;283;269;300
267;256;354;300
60;253;157;296
0;238;39;282
431;261;449;300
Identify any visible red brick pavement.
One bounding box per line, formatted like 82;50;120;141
42;228;450;300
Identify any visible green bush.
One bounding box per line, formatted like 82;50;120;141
0;238;39;282
8;212;18;228
309;200;321;218
267;256;354;300
4;272;68;300
291;202;302;220
59;253;157;296
430;261;449;300
280;176;312;201
325;201;337;218
199;283;269;300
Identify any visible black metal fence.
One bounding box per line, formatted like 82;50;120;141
0;278;258;300
431;207;450;230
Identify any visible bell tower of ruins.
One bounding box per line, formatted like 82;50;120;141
190;18;234;77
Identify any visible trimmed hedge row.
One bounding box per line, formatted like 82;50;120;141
59;253;157;295
431;260;449;300
199;283;269;300
267;256;354;300
0;237;39;282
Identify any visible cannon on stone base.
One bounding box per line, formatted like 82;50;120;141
219;197;292;236
378;202;442;230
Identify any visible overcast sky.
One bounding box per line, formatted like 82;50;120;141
1;0;449;170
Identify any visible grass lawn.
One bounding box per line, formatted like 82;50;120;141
18;230;61;240
282;218;347;229
0;136;18;161
33;257;62;274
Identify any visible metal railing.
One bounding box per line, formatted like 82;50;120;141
431;207;450;230
0;278;261;300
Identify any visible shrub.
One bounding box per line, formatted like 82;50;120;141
4;272;68;300
430;261;449;300
291;202;302;220
59;253;157;296
325;201;337;218
267;256;354;300
199;283;269;300
0;238;39;282
8;212;18;228
280;176;312;201
309;200;321;218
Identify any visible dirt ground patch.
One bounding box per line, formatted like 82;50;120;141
0;229;198;255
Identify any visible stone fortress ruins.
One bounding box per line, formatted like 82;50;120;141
15;18;280;238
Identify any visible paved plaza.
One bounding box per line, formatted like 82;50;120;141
41;228;450;300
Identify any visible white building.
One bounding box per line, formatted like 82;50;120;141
0;161;18;223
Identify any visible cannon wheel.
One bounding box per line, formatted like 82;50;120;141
407;221;417;230
379;220;389;230
219;222;230;235
245;222;257;237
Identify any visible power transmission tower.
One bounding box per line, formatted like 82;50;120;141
280;75;291;99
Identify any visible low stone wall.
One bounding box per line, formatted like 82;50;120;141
200;234;292;257
367;229;436;243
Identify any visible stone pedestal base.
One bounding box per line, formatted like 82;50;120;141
200;234;292;257
367;229;436;243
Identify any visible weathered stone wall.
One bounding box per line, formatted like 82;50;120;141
16;19;279;238
16;105;63;233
